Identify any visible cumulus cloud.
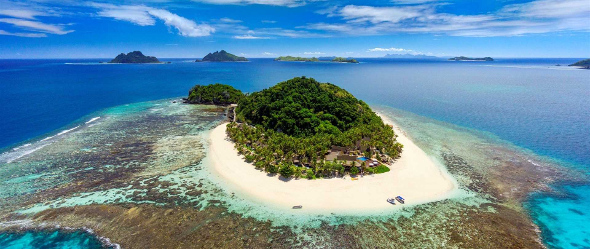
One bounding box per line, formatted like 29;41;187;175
0;18;73;35
307;0;590;37
303;51;325;55
91;3;214;37
262;52;275;55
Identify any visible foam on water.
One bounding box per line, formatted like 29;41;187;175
0;115;105;164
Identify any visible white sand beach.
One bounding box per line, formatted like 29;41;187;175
207;113;457;214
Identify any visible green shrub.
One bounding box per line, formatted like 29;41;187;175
375;165;390;174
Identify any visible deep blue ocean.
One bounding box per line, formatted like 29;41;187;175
0;58;588;248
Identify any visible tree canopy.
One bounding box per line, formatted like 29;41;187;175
227;77;403;179
332;57;359;63
187;83;244;105
275;56;319;62
109;51;160;63
201;50;248;62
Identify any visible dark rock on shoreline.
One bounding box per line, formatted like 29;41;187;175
568;59;590;69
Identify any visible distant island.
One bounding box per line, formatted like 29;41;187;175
449;56;493;61
108;51;160;63
222;76;401;178
568;59;590;69
198;50;248;62
383;54;438;59
184;83;244;105
332;57;359;63
275;56;319;62
275;56;358;63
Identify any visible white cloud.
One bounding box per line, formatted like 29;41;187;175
94;5;155;26
233;34;270;39
91;3;214;37
192;0;307;7
303;51;325;55
148;8;214;37
367;47;427;55
0;9;46;19
0;18;73;35
502;0;590;19
261;20;277;23
220;17;242;23
339;5;427;24
368;47;409;52
262;52;275;55
0;29;47;37
391;0;440;4
308;0;590;37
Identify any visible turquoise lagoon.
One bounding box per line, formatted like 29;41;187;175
0;58;588;248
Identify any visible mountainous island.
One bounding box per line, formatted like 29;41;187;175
448;56;494;61
108;51;161;63
218;76;402;178
568;59;590;69
275;56;359;63
197;50;248;62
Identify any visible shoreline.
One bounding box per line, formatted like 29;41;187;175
207;111;458;214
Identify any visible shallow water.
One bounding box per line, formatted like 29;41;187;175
1;58;589;248
0;230;111;249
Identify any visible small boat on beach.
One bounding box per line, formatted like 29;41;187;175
395;196;405;204
387;198;396;205
292;205;303;209
351;177;358;181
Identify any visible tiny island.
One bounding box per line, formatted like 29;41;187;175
196;50;248;62
448;56;494;61
188;76;402;179
569;59;590;69
107;51;161;63
275;56;359;63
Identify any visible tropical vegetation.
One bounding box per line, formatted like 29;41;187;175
332;57;359;63
200;50;248;62
226;76;402;179
275;56;320;62
186;83;244;105
109;51;160;63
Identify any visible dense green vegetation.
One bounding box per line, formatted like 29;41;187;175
109;51;160;63
227;76;402;179
332;57;359;63
569;59;590;68
200;50;248;62
186;83;244;105
448;56;493;61
275;56;319;62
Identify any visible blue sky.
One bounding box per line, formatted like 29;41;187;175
0;0;589;58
